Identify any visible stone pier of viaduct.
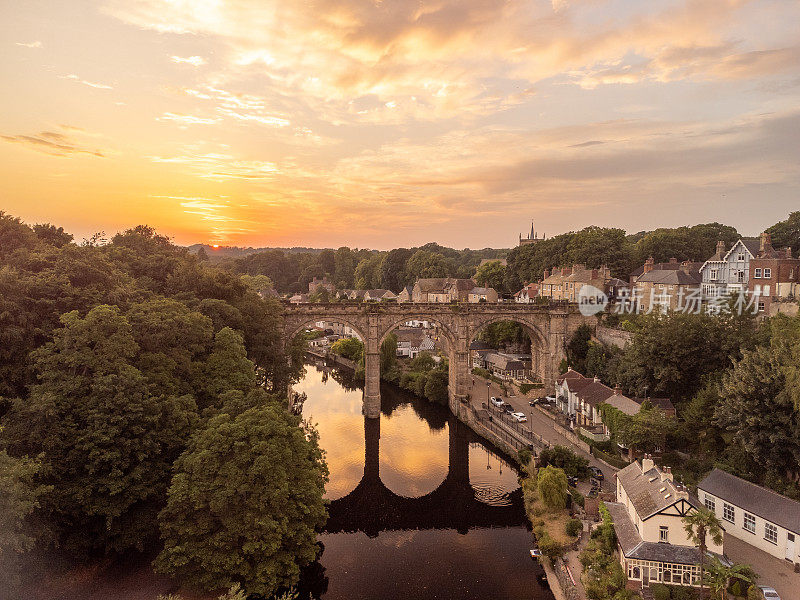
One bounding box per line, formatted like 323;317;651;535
283;302;593;419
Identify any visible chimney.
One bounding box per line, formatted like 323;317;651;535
573;263;585;273
613;385;622;394
543;269;550;279
786;247;793;259
591;268;599;279
716;240;725;256
641;454;654;473
593;376;600;383
668;257;678;264
760;231;772;253
561;267;572;276
660;466;673;482
675;483;689;500
680;260;693;274
643;257;655;274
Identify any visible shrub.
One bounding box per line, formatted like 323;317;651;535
730;580;743;597
519;383;534;394
747;585;765;600
651;583;670;600
517;447;533;466
670;586;698;600
570;488;585;508
565;518;582;537
537;532;564;560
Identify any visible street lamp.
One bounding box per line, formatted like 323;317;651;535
486;380;491;409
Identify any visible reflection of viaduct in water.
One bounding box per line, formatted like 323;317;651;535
325;413;525;537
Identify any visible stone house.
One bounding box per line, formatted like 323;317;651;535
632;259;702;313
467;287;499;303
396;285;413;303
308;276;335;295
484;352;531;380
747;232;799;314
539;264;611;302
605;456;724;591
412;278;476;303
698;468;799;567
364;289;398;302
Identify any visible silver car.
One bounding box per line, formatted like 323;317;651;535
758;585;781;600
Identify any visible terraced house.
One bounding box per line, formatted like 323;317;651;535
606;456;725;591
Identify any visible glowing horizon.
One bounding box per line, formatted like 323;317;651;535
2;1;799;249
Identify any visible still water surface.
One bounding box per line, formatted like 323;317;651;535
294;360;554;600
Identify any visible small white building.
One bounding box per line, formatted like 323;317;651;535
697;468;800;566
699;239;760;298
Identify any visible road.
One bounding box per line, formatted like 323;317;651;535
467;375;617;492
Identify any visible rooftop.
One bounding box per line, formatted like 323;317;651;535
698;468;800;535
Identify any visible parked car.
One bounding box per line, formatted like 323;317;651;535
758;586;781;600
528;398;540;406
567;476;578;487
589;466;604;480
511;412;527;423
545;395;556;403
590;477;602;490
490;397;504;408
504;404;515;414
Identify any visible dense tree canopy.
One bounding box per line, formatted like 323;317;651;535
155;403;328;596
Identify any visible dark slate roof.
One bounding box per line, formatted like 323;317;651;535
470;340;492;350
633;397;676;414
636;268;701;285
698;468;800;535
575;380;615;406
606;502;705;565
617;461;697;519
415;278;449;292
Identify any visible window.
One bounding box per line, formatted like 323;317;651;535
764;268;772;279
738;252;745;261
744;512;756;534
738;270;745;282
659;526;669;543
754;268;762;278
704;495;716;511
758;301;765;312
723;503;735;522
765;522;778;544
710;269;718;280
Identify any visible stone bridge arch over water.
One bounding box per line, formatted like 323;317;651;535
282;302;593;418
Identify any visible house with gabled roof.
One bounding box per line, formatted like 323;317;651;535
698;468;800;566
606;455;725;590
699;238;761;298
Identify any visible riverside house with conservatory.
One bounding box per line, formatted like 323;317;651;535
698;468;800;567
606;456;725;591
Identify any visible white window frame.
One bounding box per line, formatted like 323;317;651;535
744;512;756;534
710;269;718;280
704;495;716;511
754;268;762;278
738;252;745;261
723;503;735;523
763;268;772;279
765;522;778;545
659;526;669;543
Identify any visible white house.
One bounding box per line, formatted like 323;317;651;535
606;456;725;590
697;468;800;566
699;239;761;298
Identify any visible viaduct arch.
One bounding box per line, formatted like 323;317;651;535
282;303;593;418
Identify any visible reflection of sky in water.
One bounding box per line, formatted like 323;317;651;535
294;365;365;500
296;364;521;501
378;404;449;497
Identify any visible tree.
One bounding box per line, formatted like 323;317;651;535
410;351;436;372
0;306;198;552
703;557;756;600
354;253;384;289
474;260;506;293
538;445;590;478
240;273;274;296
154;404;328;596
198;327;258;410
0;451;51;590
405;249;454;280
619;407;674;455
380;248;413;292
380;333;398;373
537;465;568;510
424;369;449;405
683;507;724;597
766;211;800;258
330;337;364;362
565;324;593;373
715;344;800;481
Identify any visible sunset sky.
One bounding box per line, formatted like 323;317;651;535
2;0;799;249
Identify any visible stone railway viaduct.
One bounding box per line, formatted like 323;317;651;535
282;302;593;419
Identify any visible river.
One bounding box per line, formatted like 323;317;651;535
293;359;554;600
